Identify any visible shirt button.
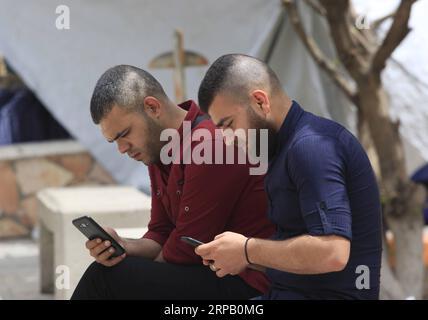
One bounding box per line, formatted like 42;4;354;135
156;190;161;196
176;190;181;196
184;206;189;212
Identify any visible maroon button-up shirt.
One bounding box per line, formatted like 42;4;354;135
143;100;275;294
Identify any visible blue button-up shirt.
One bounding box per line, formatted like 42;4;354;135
265;101;382;299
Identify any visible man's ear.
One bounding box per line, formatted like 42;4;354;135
250;90;271;116
143;96;162;119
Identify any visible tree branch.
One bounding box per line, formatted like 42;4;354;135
346;6;377;58
371;0;416;74
282;0;357;104
319;0;369;80
372;12;396;30
302;0;326;16
349;23;376;55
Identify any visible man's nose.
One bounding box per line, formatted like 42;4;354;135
117;140;131;154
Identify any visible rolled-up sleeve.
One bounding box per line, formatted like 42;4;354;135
287;133;352;240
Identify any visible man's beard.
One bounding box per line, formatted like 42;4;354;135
142;117;167;165
246;106;278;161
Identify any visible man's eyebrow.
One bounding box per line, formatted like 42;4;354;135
215;116;233;127
107;128;129;143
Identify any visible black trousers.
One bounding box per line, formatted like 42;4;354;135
71;256;261;300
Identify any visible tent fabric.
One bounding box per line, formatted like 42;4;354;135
0;89;14;106
0;88;71;145
0;0;426;191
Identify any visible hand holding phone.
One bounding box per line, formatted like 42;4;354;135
181;235;265;273
181;236;218;270
73;216;126;264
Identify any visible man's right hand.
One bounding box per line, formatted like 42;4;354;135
85;227;127;267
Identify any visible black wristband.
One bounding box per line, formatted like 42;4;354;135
244;237;253;265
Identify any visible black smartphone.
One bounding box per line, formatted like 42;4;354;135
180;236;204;247
72;216;125;258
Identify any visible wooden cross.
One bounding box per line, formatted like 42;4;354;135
149;29;208;103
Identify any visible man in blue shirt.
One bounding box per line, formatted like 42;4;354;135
195;54;382;299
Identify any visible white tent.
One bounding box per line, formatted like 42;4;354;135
0;0;426;191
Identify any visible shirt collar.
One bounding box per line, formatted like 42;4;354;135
153;100;203;174
275;100;304;153
176;100;204;141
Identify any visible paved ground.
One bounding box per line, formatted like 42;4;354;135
0;238;53;300
0;227;146;300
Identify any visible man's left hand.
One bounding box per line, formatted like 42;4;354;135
195;231;249;277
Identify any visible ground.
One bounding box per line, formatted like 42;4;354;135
0;238;53;300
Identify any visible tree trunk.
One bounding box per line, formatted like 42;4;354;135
358;75;407;196
387;213;425;298
357;113;381;180
357;74;426;299
380;239;406;299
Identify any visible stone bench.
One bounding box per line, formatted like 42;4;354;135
37;186;151;300
0;139;117;239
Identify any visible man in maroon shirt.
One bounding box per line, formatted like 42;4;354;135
71;65;274;299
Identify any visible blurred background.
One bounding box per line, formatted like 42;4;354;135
0;0;427;299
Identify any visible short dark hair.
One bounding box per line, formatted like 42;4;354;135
90;65;167;124
198;54;282;112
